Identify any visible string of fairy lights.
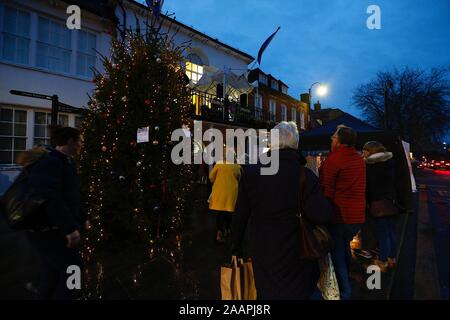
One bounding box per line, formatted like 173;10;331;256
80;27;193;258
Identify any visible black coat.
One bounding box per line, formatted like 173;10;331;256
232;149;333;300
365;152;396;204
27;148;86;234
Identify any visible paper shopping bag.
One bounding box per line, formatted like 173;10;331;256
220;256;242;300
240;258;257;300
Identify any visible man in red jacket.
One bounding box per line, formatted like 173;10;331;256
319;125;366;300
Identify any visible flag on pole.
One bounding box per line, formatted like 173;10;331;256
145;0;164;18
256;27;281;65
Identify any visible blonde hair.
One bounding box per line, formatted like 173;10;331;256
363;141;386;156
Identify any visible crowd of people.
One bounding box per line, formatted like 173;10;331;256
2;122;399;300
208;122;399;300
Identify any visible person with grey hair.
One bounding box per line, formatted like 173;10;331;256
232;121;333;300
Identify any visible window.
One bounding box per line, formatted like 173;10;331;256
1;6;30;64
259;73;268;86
282;85;288;95
76;30;96;77
33;112;68;146
186;61;203;84
36;17;71;73
281;104;287;121
269;100;276;122
291;108;297;122
271;79;279;91
300;111;305;129
254;94;263;119
74;115;83;129
186;53;204;84
0;107;27;164
254;94;262;109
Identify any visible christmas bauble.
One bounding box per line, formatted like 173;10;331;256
154;126;160;131
144;99;151;105
101;146;107;152
121;96;127;102
156;58;162;63
152;140;159;146
119;176;126;181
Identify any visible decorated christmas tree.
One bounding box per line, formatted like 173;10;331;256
80;20;193;252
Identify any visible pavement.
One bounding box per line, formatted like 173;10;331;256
1;168;449;300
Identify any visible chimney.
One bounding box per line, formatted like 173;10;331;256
300;93;310;104
314;101;321;111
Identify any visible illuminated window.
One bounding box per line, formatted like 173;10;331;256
185;53;204;84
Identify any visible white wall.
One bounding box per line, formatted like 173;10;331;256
0;0;109;109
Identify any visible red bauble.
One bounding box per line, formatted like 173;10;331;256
144;99;151;105
130;141;137;148
164;107;170;113
149;184;157;190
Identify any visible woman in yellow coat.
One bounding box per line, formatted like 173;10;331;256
209;148;241;243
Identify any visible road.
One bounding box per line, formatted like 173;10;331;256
390;168;450;299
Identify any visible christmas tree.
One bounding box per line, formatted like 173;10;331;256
80;21;193;252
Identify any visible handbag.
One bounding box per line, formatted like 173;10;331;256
239;258;257;300
369;199;398;218
220;255;242;300
317;253;340;300
298;167;333;260
0;168;47;230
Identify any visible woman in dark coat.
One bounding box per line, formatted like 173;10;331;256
232;122;333;300
363;141;397;272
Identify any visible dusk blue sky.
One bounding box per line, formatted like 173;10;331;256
153;0;450;119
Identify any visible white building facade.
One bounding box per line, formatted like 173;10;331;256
0;0;253;165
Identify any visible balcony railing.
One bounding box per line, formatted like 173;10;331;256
190;90;276;129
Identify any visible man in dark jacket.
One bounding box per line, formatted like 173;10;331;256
23;127;86;300
319;125;366;300
233;122;333;300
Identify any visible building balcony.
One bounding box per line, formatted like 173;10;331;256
190;90;276;129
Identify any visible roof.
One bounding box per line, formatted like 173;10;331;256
64;1;254;62
300;112;382;137
129;1;254;62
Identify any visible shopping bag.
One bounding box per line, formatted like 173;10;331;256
239;258;257;300
221;256;242;300
317;253;340;300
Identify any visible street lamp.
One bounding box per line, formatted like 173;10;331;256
307;82;328;127
309;82;328;103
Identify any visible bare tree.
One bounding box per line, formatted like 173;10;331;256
353;67;450;153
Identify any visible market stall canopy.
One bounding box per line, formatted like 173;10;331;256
301;112;382;138
191;68;254;96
